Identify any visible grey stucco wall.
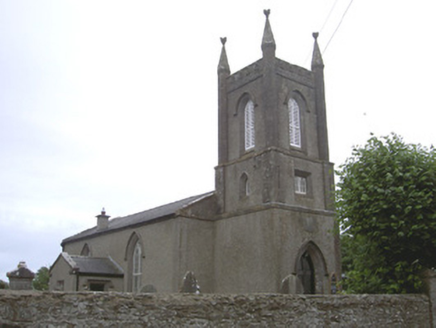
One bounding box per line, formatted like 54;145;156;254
62;219;181;293
58;215;216;293
214;208;336;293
0;291;431;327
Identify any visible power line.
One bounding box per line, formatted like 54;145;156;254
320;0;340;35
303;0;340;66
323;0;355;54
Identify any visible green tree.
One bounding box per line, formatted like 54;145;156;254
32;266;50;291
0;279;9;289
337;134;436;294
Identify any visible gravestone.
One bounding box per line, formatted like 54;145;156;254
140;284;157;293
280;274;297;294
180;271;200;294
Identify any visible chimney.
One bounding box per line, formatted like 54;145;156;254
96;208;110;230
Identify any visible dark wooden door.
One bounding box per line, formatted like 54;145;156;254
299;251;315;294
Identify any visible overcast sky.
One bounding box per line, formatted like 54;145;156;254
1;0;435;280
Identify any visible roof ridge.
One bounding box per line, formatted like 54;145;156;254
114;191;214;219
62;191;215;245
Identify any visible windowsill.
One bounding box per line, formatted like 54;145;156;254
295;192;314;199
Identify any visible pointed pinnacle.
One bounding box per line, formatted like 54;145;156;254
261;9;276;54
218;37;230;74
311;32;324;69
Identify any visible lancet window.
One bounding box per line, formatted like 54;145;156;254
244;100;255;150
288;98;301;148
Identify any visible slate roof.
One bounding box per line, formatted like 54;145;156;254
62;192;214;246
61;253;124;277
7;265;35;279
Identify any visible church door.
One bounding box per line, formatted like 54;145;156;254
298;251;315;294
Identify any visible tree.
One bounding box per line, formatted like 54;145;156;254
0;280;9;289
32;266;50;291
337;134;436;293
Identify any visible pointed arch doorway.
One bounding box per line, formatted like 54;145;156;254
295;241;327;294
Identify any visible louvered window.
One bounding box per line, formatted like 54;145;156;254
244;100;255;150
289;98;301;147
132;242;142;293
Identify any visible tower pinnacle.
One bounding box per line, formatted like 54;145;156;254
218;37;230;74
261;9;276;57
311;32;324;69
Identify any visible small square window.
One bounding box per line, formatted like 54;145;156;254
89;283;105;292
56;280;64;291
295;176;307;195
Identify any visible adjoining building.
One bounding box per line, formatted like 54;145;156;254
50;10;340;294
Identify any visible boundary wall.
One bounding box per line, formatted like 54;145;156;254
0;291;431;327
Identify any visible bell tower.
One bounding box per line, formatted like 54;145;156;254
216;10;334;214
214;10;340;293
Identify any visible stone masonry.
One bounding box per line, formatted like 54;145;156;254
0;291;431;327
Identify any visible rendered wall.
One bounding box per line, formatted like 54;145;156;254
57;215;215;293
214;207;337;293
62;218;180;293
0;291;431;327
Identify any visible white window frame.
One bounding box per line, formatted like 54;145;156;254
132;242;142;293
289;98;301;148
244;100;255;150
295;176;307;195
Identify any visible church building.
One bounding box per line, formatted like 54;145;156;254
49;10;341;294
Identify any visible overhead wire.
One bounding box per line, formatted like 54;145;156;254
303;0;340;65
320;0;340;35
323;0;355;54
304;0;355;66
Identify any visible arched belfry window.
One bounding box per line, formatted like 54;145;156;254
125;232;143;292
244;100;255;150
288;98;301;148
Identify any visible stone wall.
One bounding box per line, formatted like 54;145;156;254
0;291;431;327
423;269;436;328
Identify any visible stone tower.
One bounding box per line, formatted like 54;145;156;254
214;10;340;293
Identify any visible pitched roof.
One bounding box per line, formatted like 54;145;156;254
61;253;124;277
7;264;35;279
62;192;214;245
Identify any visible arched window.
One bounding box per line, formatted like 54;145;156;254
244;100;255;150
239;173;250;198
288;98;301;148
132;241;142;293
125;232;143;292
